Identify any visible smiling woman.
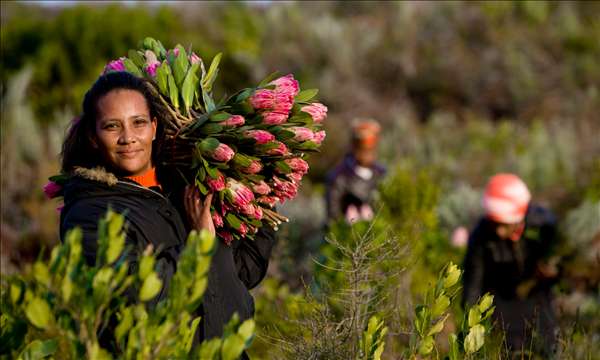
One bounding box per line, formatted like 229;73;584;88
57;72;275;357
87;90;158;177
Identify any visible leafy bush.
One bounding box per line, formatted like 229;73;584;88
0;209;254;360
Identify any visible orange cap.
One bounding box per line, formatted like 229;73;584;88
483;174;531;223
352;119;381;147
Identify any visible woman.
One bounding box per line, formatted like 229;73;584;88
462;174;558;356
59;71;276;354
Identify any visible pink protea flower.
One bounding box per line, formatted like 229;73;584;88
218;115;245;127
313;131;326;144
273;182;298;204
258;195;278;208
301;103;328;123
221;201;235;215
44;182;63;199
217;229;234;245
243;130;275;145
167;49;180;58
249;224;259;233
56;204;65;212
247;89;276;110
205;143;235;163
261;142;289;156
145;61;161;77
237;223;249;238
103;58;127;74
241;160;262;174
227;178;255;206
261;111;288;125
189;52;202;65
189;52;206;78
272;93;294;113
271;176;299;203
240;203;256;217
269;75;300;97
212;212;224;228
289;171;303;185
206;172;226;191
253;206;263;220
285;158;309;174
289;127;315;142
252;180;271;195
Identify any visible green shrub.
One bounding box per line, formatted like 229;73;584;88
0;209;254;360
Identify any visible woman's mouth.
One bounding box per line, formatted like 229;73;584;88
117;150;141;157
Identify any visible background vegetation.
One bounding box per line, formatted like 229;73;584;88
1;1;598;358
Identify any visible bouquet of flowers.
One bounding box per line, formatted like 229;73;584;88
84;37;326;243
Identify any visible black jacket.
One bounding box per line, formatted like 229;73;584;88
462;205;558;353
325;155;385;223
60;166;276;349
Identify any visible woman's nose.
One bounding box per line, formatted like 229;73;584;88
119;124;136;144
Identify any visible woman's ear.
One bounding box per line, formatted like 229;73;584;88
152;116;157;141
86;130;99;149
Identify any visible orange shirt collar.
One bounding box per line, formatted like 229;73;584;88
125;167;162;190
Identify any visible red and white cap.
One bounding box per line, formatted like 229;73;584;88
483;174;531;224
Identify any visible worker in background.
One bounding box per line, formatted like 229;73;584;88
325;118;385;224
463;174;559;357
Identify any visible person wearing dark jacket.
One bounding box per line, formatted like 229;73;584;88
463;174;559;356
58;72;275;357
325;118;385;224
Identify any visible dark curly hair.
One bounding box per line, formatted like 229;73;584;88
60;71;171;173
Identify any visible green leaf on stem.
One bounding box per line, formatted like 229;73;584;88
230;103;254;116
226;213;242;230
25;298;52;329
258;71;279;87
128;49;146;69
273;161;292;174
167;74;180;109
448;334;460;360
298;141;319;150
155;66;168;97
294;89;318;102
122;58;142;77
17;338;59;360
195;178;208;195
233;153;252;167
204;53;222;87
267;126;283;135
444;269;461;288
211;113;233;122
468;305;482;328
431;295;451;319
197;167;206;182
205;165;220;181
428;313;450;336
464;324;485;354
199;138;220;151
236;88;256;102
276;130;295;141
417;335;435;355
139;272;163;302
182;62;200;110
198;123;223;135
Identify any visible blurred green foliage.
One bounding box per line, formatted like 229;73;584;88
0;210;254;360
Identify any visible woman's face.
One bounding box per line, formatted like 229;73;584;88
88;90;157;177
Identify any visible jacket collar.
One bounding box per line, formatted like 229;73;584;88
69;166;119;186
